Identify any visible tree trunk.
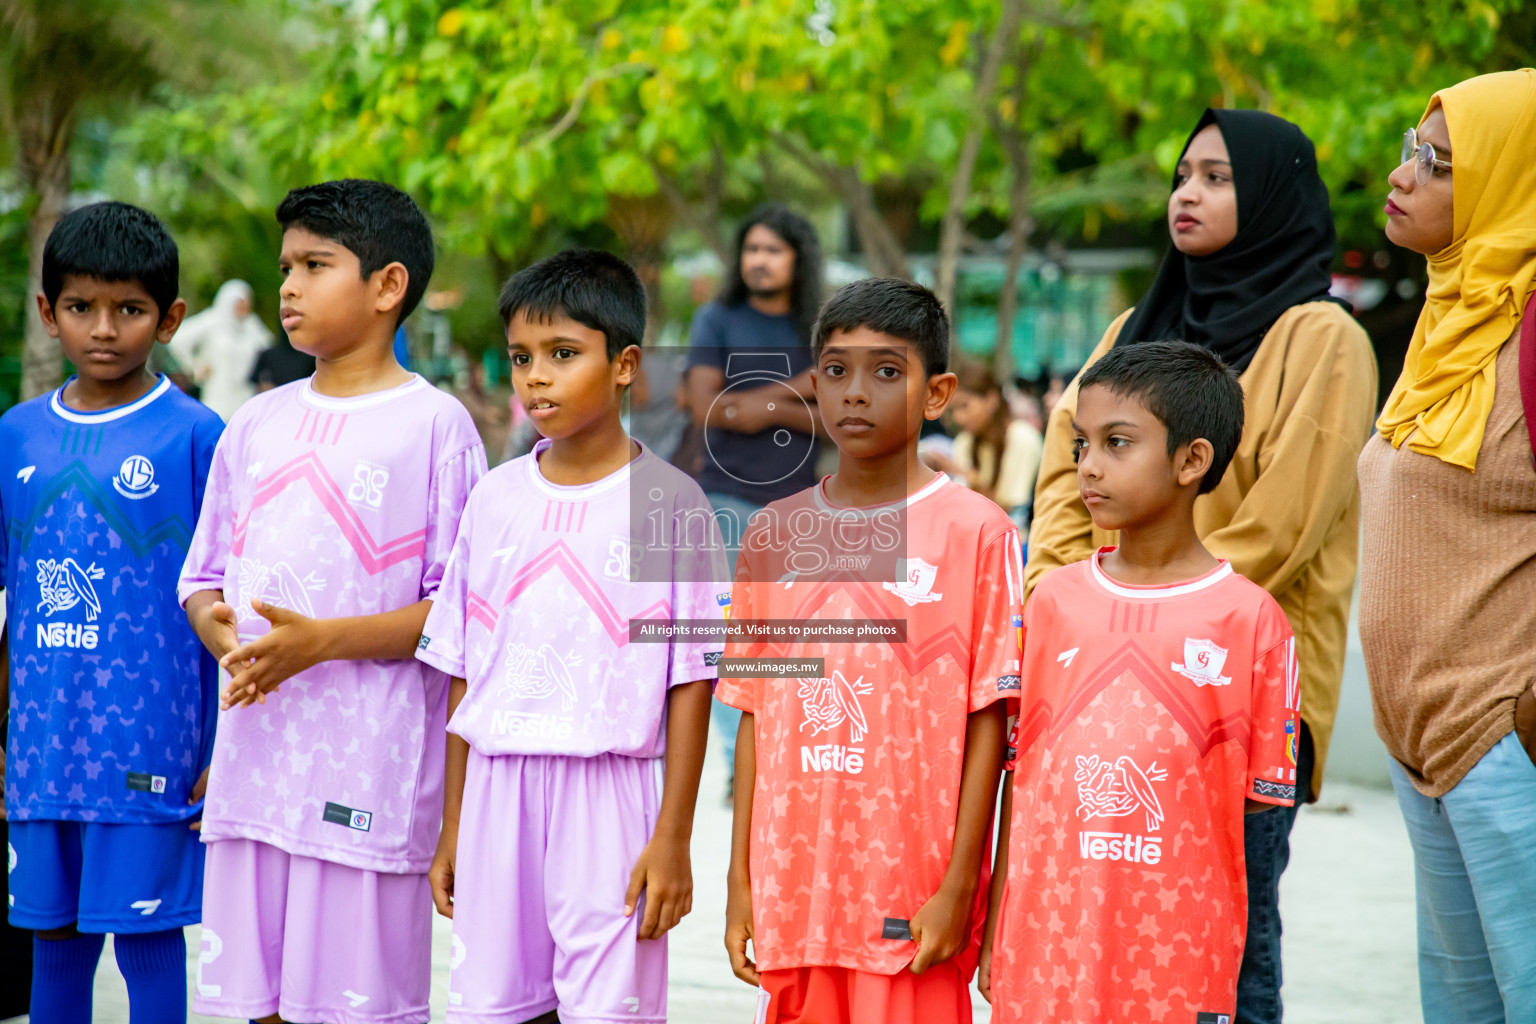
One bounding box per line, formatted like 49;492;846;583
651;144;730;270
991;36;1043;382
20;118;72;401
606;192;674;341
994;184;1032;383
934;0;1027;316
772;132;910;279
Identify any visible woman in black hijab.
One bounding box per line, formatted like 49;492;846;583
1117;109;1345;371
1019;110;1378;1024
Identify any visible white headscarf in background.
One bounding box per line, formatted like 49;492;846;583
171;280;273;421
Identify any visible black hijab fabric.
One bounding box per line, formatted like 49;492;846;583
1118;108;1344;374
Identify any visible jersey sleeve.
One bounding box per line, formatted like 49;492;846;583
668;498;729;688
1247;598;1300;807
969;527;1024;712
416;500;473;679
420;438;487;601
189;411;225;523
178;428;238;604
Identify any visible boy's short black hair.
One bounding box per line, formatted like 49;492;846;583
497;249;646;358
276;179;434;325
42;202;179;320
811;278;949;376
1077;340;1245;495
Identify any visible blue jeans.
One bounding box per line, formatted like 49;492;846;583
1390;732;1536;1024
705;491;763;773
1236;721;1313;1024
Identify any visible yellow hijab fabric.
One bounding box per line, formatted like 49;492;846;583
1376;69;1536;470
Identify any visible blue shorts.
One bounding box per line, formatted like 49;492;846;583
8;819;204;933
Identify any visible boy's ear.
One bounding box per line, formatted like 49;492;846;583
371;261;411;318
35;293;60;339
923;371;958;421
155;298;189;345
1175;437;1215;490
613;343;642;388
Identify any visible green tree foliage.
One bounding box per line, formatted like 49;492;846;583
102;0;1536;373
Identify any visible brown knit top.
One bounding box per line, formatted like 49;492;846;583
1359;333;1536;797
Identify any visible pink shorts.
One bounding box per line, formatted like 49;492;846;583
193;838;432;1024
448;750;666;1024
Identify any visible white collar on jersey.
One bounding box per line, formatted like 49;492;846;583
524;436;651;499
1088;547;1233;599
49;374;173;424
810;470;949;517
299;373;428;412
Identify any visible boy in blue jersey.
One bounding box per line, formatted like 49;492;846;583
1;202;224;1023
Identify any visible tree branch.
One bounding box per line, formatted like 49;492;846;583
532;61;651;149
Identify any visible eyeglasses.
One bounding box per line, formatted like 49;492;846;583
1401;127;1453;185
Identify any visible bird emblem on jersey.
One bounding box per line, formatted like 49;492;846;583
35;558;105;622
1074;754;1168;832
500;642;581;712
237;559;327;619
797;671;873;743
882;558;942;606
1171;637;1232;686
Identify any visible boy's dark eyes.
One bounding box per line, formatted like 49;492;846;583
510;352;529;365
821;363;845;376
875;366;900;379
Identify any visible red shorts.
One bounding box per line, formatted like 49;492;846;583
759;964;972;1024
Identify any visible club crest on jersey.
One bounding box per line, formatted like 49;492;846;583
1172;637;1232;686
716;591;732;620
1286;719;1298;766
882;558;942;606
112;454;158;499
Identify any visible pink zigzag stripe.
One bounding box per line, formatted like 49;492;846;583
466;590;498;633
501;541;672;645
231;452;427;573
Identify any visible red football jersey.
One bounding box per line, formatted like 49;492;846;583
716;474;1022;975
992;549;1298;1024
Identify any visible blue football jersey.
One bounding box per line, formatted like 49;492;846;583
1;376;224;823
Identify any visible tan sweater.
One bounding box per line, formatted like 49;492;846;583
1358;333;1536;797
1027;302;1379;799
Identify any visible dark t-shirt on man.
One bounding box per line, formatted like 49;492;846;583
686;301;817;505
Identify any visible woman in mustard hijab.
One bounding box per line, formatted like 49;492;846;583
1359;69;1536;1024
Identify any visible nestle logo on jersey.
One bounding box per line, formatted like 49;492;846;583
800;744;864;774
1079;830;1162;864
490;710;573;741
36;621;99;649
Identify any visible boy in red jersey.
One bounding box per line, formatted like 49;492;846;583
719;279;1019;1024
981;340;1299;1023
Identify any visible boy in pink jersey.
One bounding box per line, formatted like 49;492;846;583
417;250;720;1024
179;179;486;1024
980;341;1298;1023
720;279;1018;1024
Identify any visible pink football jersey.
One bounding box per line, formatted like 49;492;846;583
418;438;725;757
179;376;486;872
